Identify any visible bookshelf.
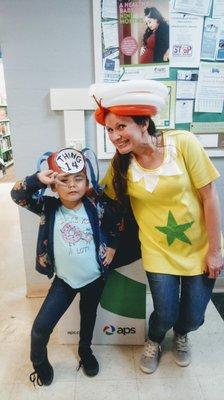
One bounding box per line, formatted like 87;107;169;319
0;96;13;176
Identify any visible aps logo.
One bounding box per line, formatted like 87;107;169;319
103;325;116;335
103;324;136;335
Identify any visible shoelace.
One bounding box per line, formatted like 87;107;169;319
29;371;43;387
143;341;159;358
76;360;83;371
176;335;188;352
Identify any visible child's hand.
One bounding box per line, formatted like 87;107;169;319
102;247;116;267
37;170;58;185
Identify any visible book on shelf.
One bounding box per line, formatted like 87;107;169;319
0;96;7;106
0;121;10;135
0;106;7;120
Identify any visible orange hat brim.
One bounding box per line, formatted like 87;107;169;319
47;153;63;173
95;105;157;126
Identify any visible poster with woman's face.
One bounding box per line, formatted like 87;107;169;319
118;0;169;68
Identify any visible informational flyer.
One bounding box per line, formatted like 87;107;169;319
119;64;169;80
212;0;224;19
102;20;119;49
216;19;224;61
152;81;176;129
176;69;198;99
102;0;118;19
170;13;203;68
117;0;169;79
172;0;212;16
103;48;120;82
195;62;224;113
201;18;220;60
101;0;120;82
175;100;193;123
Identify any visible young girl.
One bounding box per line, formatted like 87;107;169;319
11;147;120;385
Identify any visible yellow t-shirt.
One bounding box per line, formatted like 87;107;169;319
102;130;220;276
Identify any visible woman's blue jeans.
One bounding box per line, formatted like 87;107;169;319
146;272;215;344
31;275;105;365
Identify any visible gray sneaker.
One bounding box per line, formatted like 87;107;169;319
140;339;162;374
173;333;191;367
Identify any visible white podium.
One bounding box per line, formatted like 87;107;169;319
58;260;146;345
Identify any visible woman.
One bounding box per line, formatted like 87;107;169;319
140;7;169;64
89;80;223;374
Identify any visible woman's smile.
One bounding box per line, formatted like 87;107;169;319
115;138;129;149
105;113;145;154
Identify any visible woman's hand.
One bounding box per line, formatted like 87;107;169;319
204;249;223;279
163;49;169;61
37;170;58;185
102;247;116;267
140;46;146;56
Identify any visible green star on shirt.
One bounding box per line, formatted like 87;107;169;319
155;211;194;246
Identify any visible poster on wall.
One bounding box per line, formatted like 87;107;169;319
152;81;176;129
201;18;220;61
117;0;169;80
93;0;224;158
101;0;120;83
176;69;198;99
212;0;224;18
170;13;203;68
172;0;212;16
216;19;224;61
195;62;224;113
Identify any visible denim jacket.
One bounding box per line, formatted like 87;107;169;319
11;173;122;279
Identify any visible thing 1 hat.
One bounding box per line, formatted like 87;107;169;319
36;147;101;198
89;79;169;125
47;148;85;174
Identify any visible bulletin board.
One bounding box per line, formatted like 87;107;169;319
93;0;224;158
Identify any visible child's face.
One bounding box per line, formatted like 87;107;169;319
54;171;89;207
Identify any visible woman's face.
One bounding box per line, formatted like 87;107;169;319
145;16;159;31
105;113;146;154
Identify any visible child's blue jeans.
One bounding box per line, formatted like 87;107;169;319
31;275;105;365
146;272;215;343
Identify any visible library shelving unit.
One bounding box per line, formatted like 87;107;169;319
0;95;13;175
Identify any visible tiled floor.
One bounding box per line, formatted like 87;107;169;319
1;182;224;400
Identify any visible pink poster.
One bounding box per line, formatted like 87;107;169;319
118;0;169;67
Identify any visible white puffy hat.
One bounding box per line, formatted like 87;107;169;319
89;80;169;125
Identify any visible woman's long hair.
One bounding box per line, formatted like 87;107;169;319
111;116;157;206
143;7;165;46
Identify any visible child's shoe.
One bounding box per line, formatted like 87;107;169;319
78;347;99;377
29;354;54;386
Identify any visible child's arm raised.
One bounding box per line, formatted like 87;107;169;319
11;170;57;216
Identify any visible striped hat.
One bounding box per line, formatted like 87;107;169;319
89;80;169;125
47;148;85;174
